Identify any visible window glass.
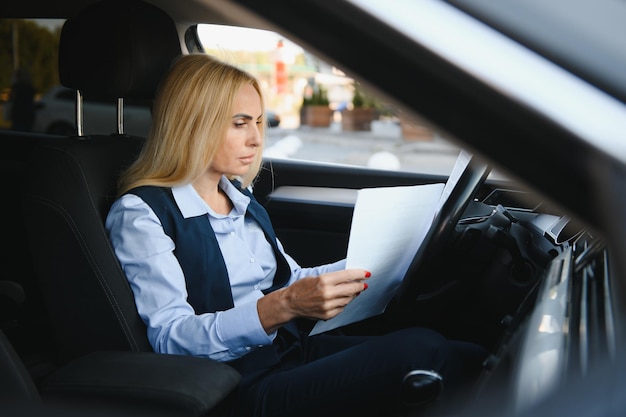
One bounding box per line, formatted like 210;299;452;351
0;19;461;174
197;24;460;175
1;19;63;132
1;18;152;137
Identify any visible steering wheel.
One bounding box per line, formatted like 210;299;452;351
393;154;491;305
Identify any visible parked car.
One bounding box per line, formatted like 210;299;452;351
266;109;280;128
1;0;626;417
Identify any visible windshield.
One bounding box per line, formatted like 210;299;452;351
348;0;626;164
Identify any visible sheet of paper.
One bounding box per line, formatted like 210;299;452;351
437;149;472;214
310;182;444;335
310;150;472;335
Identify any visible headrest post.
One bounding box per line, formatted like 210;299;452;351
76;89;84;137
117;98;124;135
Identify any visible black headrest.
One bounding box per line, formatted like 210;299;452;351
59;0;181;101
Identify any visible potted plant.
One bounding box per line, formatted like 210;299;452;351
300;86;332;127
398;111;434;141
341;82;376;131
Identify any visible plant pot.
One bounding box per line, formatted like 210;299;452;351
341;108;375;131
399;114;433;141
300;105;332;127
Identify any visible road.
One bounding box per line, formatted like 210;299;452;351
265;121;463;176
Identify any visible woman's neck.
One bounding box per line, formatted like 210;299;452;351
192;174;233;215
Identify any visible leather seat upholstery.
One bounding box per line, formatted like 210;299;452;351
0;328;40;403
24;134;150;361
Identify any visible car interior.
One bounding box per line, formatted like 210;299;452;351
1;1;242;416
1;0;623;416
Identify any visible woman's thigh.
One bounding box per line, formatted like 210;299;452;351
239;327;460;417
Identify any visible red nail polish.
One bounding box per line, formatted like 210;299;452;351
363;283;369;290
365;271;371;278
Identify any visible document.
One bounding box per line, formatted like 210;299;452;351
310;150;472;335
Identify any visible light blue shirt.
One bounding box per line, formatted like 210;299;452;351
105;176;346;362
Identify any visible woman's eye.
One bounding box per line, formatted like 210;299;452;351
234;121;246;128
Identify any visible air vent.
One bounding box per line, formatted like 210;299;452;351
569;235;614;376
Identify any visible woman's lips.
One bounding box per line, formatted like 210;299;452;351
240;154;255;164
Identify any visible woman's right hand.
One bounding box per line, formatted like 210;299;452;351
257;269;370;334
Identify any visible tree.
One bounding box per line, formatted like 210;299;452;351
0;19;61;95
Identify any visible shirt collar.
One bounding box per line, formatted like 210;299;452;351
172;177;250;219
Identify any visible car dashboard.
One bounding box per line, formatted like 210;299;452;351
463;189;613;415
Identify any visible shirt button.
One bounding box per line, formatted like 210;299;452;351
254;284;260;290
250;257;255;263
230;231;235;236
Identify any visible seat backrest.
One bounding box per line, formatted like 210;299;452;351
23;136;150;363
22;0;181;364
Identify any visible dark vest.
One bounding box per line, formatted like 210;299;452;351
130;184;291;313
129;183;301;377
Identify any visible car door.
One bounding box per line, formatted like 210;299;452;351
254;157;464;268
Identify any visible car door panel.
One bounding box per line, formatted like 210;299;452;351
254;158;451;267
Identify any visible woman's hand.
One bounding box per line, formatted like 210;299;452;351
257;269;370;334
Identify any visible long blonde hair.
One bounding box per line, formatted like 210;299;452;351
117;54;266;195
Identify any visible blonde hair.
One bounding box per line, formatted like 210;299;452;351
117;53;266;195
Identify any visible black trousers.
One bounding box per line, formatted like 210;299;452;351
229;327;486;417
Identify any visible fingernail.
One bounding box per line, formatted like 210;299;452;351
365;271;371;278
363;283;369;290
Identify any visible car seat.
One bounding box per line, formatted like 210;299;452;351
20;0;240;415
24;0;179;365
0;325;239;416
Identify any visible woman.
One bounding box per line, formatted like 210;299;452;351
106;54;484;417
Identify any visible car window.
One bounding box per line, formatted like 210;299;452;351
1;18;153;136
1;19;63;133
55;87;74;101
197;23;462;176
1;18;462;175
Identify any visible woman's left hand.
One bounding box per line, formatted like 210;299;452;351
257;269;370;334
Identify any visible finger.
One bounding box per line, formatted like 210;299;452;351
351;282;369;300
326;281;368;305
343;277;370;295
321;269;371;286
320;297;355;320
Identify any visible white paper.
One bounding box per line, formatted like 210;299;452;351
310;183;444;335
437;149;472;214
310;150;472;335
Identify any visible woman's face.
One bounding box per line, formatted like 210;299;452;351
210;84;263;178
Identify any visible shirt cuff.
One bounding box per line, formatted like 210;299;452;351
216;299;274;355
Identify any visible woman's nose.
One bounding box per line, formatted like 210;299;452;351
249;124;263;147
